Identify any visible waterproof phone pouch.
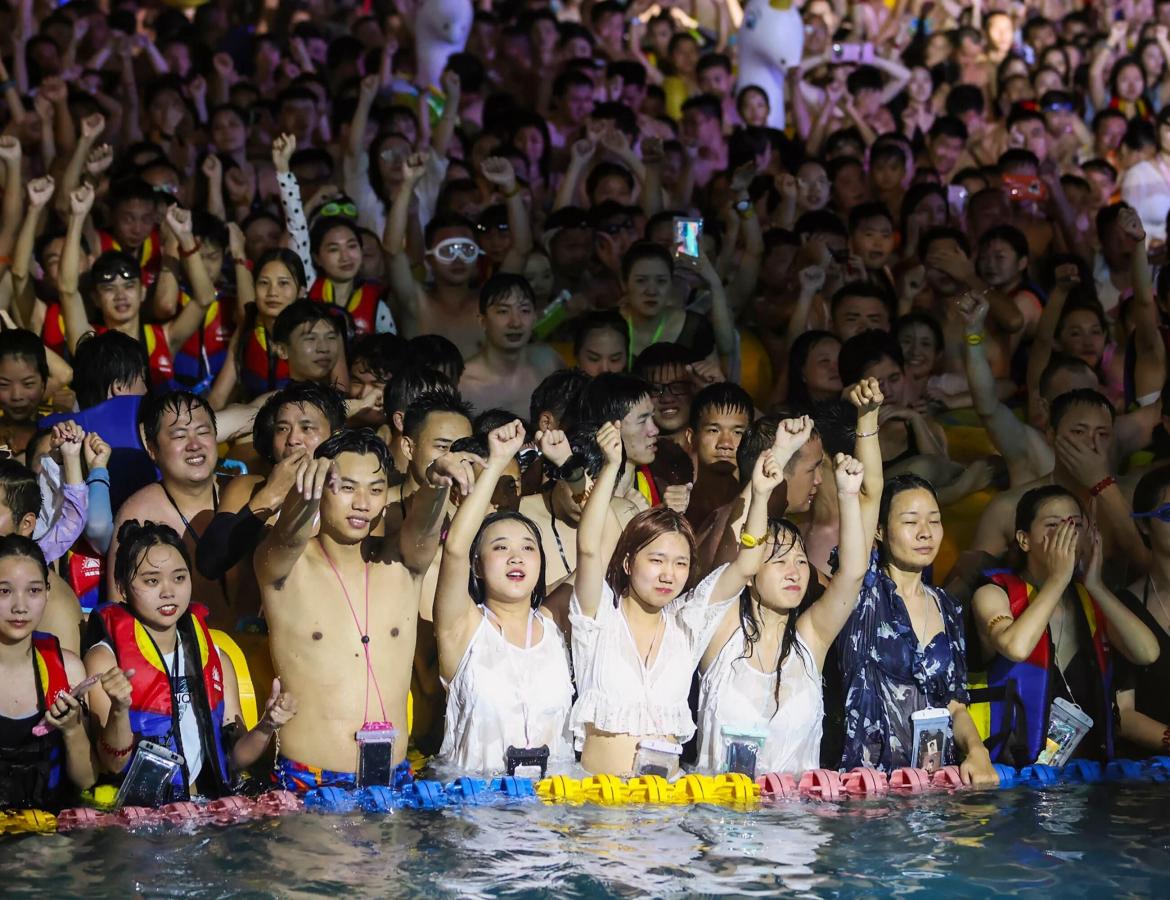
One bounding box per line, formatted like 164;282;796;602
721;726;768;779
1036;697;1093;767
115;741;185;809
506;745;550;779
356;722;397;788
634;739;683;778
910;707;953;773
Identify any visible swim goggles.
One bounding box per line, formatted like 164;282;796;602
93;262;140;285
1132;503;1170;523
317;200;359;219
426;238;484;264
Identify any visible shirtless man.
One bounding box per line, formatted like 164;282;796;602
109;392;238;629
384;152;532;359
458;274;564;418
196;382;348;613
257;429;457;784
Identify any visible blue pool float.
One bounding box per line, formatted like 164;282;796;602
489;776;536;800
1016;764;1060;787
446;777;488;803
992;764;1018;788
1060;760;1103;784
358;786;398;812
1105;759;1146;781
399;780;448;810
304;787;358;813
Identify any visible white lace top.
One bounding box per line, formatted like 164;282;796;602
696;626;823;775
439;608;574;775
569;564;738;749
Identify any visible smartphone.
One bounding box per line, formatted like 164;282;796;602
672;216;702;260
947;184;969;218
830;42;869;64
910;707;953;774
115;741;185;809
31;674;104;737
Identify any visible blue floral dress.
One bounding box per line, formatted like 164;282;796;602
836;553;970;771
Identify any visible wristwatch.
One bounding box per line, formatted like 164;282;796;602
739;530;766;549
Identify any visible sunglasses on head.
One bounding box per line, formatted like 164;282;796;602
426;237;484;264
94;265;139;285
1133;503;1170;523
317;201;358;219
1044;101;1075;113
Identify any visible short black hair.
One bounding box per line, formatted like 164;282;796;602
689;382;753;432
621;240;673;282
0;459;41;525
138;390;218;448
402;390;473;441
479;272;535;315
530;369;591;429
1049;387;1116;429
918;225;971;261
384;366;455;423
1039;352;1096;397
423;210;476;249
474;408;526;438
272;299;344;345
848;201;894;233
253;381;348;464
696;52;732;75
0;328;49;382
576;372;653;424
107;177;159;210
350;333;409;385
978;224;1030;261
946;84;985;117
407;334;464;381
838;329;905;387
572;311;627;356
681;93;723;122
71;332;150;410
314;427;394;475
929;115;969;142
894;311;945;356
830;281;896;322
632;341;700;377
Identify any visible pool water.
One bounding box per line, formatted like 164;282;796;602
3;782;1168;897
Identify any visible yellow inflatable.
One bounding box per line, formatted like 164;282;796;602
536;772;760;806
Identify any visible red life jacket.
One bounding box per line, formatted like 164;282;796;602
241;322;289;398
97;230;162;287
0;634;70;810
173;289;233;389
93;323;175;388
308;278;382;337
33;633;71;711
40;304;69;359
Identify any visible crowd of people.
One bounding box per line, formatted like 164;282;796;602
1;0;1169;812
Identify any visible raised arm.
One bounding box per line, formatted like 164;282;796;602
55;114;104;219
59;185;96;355
272;133;316;284
381;152;426;320
9;175;53;328
575;420;625;619
1121;210;1166;399
845;378;885;540
163;205;220;352
255;456;334;589
800;454;868;658
396;458;454;577
697;248;736;361
553;138;596;211
434;420;523;678
1026;265;1074;417
432;70;462;158
725;163;763;313
0;138;22;263
709;439;789;601
481;157;532;274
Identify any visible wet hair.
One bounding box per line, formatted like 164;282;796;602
474;409;527;439
272;299;344;345
838;329;905;387
1038;353;1096;398
406;335;464;381
309;215;362;258
621;240;674;282
108;177;159;211
530;368;591;429
252;381;347;465
468;511;548;610
946;83;985;117
0;459;41;526
71;331;150;410
138;390;218;448
479;272;535;315
350;333;409;385
605;507;700;604
830;281;896;325
979;223;1030;262
254;248;308;291
576;372;653;425
1014;484;1081;535
632;341;700;378
689;382;753;432
402;390;473;442
1049;387;1116;429
877;474;940;563
787;331;840;406
384;366;455;425
0;328;49;382
424;210;476;249
113;519;191;598
314;427;394;475
572;310;627;357
737;518;819;714
0;534;49;582
90;250;142;289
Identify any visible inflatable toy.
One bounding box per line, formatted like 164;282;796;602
735;0;804;130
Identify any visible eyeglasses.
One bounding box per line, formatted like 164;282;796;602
652;381;691;398
1133;503;1170;523
317;201;358;219
426;237;484;264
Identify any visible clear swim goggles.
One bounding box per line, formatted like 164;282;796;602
426;238;484;264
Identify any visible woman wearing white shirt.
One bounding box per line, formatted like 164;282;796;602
569;418;790;777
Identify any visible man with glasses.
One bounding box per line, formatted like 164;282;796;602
384;152;532;359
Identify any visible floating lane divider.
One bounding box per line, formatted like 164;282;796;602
15;756;1170;832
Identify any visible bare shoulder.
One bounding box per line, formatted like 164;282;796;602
119;482;167;516
219;473;265;512
528;343;567;373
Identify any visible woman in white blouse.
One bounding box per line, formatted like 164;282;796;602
568;418;797;777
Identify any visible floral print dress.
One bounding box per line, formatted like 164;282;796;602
836;553;970;771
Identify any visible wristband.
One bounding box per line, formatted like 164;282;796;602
1089;475;1117;497
985;613;1014;631
100;737;135;758
179;240;202;259
502;183;521;198
739;530;766;549
856;428;878;439
965;332;985;346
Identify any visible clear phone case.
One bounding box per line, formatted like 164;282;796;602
114;741;185;809
356;722;398;788
720;727;768;779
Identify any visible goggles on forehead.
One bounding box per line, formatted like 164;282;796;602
317;200;359;219
93;263;140;285
426;237;484;264
1133;503;1170;523
1043;101;1076;113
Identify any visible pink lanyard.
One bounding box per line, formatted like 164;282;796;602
317;538;386;723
